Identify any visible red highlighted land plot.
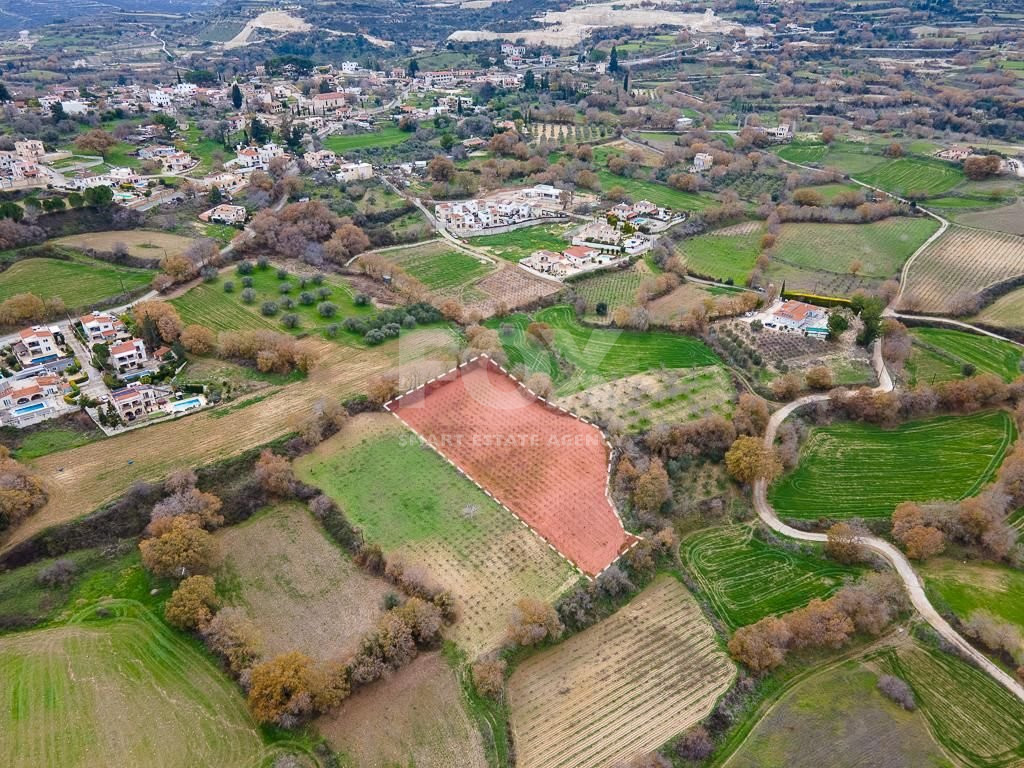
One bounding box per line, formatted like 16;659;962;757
386;356;639;577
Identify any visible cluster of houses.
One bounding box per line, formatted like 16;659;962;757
0;140;44;187
436;184;566;236
301;149;374;181
520;244;628;279
0;311;196;430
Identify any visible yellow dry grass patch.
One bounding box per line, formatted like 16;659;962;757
508;576;735;768
6;330;454;554
54;230;196;260
317;652;487;768
215;503;391;662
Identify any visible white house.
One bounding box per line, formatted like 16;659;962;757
14;140;44;159
341;61;360;74
80;312;127;343
148;90;173;109
14;326;61;366
763;299;830;339
336;162;373;182
312;91;347;111
303;149;337;169
59;100;90;116
0;374;67;428
198;204;247;225
693;152;714;172
111;382;173;423
108;338;148;373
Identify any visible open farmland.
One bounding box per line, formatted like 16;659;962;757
508;576;735;768
388;358;639;576
9;330;455;553
215;504;391;662
770;411;1015;521
906;328;1023;385
473;266;562;311
384;240;494;299
559;366;734;434
975;285;1024;332
569;264;646;314
172;281;280;332
727;662;948;768
922;558;1024;633
53;230;195;260
318;652;487;768
958;199;1024;236
764;218;939;296
646;282;736;326
596;170;712;210
0;606;286;768
679;224;763;285
0;254;152;308
682;525;860;629
294;413;576;655
488;305;721;394
873;642;1024;768
900;227;1024;314
859;156;964;198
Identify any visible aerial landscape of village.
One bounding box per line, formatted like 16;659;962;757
1;0;1024;765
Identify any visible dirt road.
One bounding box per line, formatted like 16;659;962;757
752;341;1024;702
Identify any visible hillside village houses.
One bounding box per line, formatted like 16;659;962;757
521;243;627;279
336;161;374;182
0;374;70;428
108;338;148;374
229;142;287;171
111;382;174;423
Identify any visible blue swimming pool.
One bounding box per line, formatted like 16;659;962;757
14;402;45;415
170;397;202;412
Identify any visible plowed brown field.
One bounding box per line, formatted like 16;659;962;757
388;356;639;577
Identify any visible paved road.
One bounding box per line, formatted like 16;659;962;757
752;340;1024;702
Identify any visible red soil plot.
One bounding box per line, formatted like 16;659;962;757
386;356;639;577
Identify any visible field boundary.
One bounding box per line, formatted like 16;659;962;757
384;353;641;579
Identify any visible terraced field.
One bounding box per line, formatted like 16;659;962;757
906;328;1023;385
975;285;1024;332
488;305;721;394
901;227;1024;314
293;414;576;655
682;525;860;629
771;411;1015;521
873;643;1024;768
508;576;734;768
0;604;287;768
0;254;152;308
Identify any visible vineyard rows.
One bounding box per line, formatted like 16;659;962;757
508;577;734;768
901;227;1024;313
682;525;860;629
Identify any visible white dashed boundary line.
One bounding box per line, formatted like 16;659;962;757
384;353;641;580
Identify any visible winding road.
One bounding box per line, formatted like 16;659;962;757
752;340;1024;702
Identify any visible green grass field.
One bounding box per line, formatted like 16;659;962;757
387;242;492;292
873;643;1024;768
11;426;103;461
0;603;292;768
294;415;575;654
771;411;1015;521
487;305;722;393
679;227;762;285
778;142;964;198
596;170;712;210
682;525;860;629
172;267;372;337
568;267;645;313
907;328;1023;384
923;558;1024;633
323;125;411;153
0;254;153;309
468;224;571;262
729;662;949;768
774;218;940;278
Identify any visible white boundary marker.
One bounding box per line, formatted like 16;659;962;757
384;353;642;580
